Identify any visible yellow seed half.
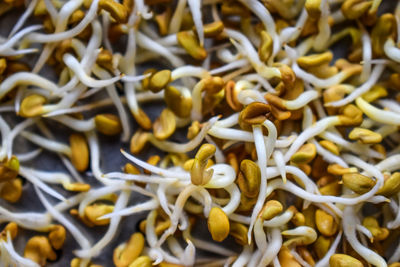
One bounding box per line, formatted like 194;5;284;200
348;127;382;144
237;159;261;198
99;0;128;23
260;200;283;220
291;143;317;164
207;207;230;242
329;254;363;267
95;114;122;135
342;173;376;194
315;209;338;237
19;94;46;118
177;31;207;60
153;108;176;140
69;133;89;172
377;172;400;197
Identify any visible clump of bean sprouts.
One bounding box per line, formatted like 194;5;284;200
0;0;400;266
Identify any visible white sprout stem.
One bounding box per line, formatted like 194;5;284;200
2;119;34;159
356;224;373;240
1;237;40;267
43;92;162;117
360;28;372;82
19;167;66;201
356;97;400;125
75;190;131;259
0;47;38;56
181;240;196;266
124;82;139;115
151;33;177;46
343;153;384;189
32;0;83;73
247;125;268;244
78;185;142;216
0;207;51;230
104;172;180;184
0;115;10;161
203;164;236;189
186;236;235;257
49;116;95;132
86;130;120;186
240;73;275;93
312;139;348;167
291;249;312;267
225;29;280;79
61;154;84;183
284;116;340;162
188;0;204;46
0;105;14;112
157;185;199;247
248;249;262;267
121;73;151;82
237;88;266;105
384;38;400;63
157;183;172;216
210;59;249;75
8;0;39;37
376;154;400;172
320;131;383;159
302;105;313;129
167;237;184;259
237;0;279;56
121;150;189;179
265;179;386;205
280;8;308;44
149;116;218;153
232;245;253;267
283;91;319;110
0;72;59;100
292;62;351;88
28;168;71;185
99;198;159;220
221;183;241;215
214;112;239;128
315;231;342;267
327;64;385;107
314;0;331;51
396;2;400;44
230;209;293;228
388;193;400;229
93;66;131;142
191;79;206;121
254;218;267;252
147;247;181;266
43;0;58;24
137;32;184;67
282;226;317;247
15;149;42;162
168;0;187;34
390;241;400;263
20;131;72;157
63;53;122;88
171;66;209;80
378;99;400;113
34;186;92;254
208;127;294;148
0;25;42;52
26;0;99;43
343;206;387;267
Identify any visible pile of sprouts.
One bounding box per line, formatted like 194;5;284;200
1;0;400;266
